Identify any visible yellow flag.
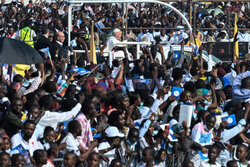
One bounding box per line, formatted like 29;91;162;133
186;38;202;48
90;21;97;64
13;64;30;77
234;13;239;57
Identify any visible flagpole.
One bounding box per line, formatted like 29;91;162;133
234;13;239;58
90;20;97;64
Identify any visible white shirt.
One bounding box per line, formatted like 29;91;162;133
56;40;63;46
34;103;82;139
160;34;169;43
98;142;116;167
201;161;221;167
61;133;80;156
153;31;161;37
237;161;250;167
11;132;42;156
238;32;250;42
106;36;120;52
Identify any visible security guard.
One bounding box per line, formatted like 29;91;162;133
17;20;36;48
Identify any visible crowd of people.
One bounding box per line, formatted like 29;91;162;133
0;0;249;167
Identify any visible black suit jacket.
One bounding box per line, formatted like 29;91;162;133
50;41;68;63
35;35;52;50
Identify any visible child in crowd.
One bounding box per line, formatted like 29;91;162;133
201;145;221;167
236;144;249;167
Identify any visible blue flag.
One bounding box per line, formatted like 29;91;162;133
133;79;152;85
168;126;178;142
172;86;183;99
10;144;30;164
68;68;90;75
10;144;27;154
221;114;237;127
198;151;208;160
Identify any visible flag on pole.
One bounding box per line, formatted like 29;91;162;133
90;21;97;64
234;13;239;57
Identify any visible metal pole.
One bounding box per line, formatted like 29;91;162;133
189;0;192;27
125;3;128;36
122;3;125;40
68;5;73;48
136;44;140;59
193;2;196;29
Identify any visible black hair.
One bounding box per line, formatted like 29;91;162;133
155;149;166;163
143;96;155;107
209;144;221;155
68;120;81;134
180;90;191;103
182;160;194;167
149;63;159;72
172;67;183;81
87;152;100;162
64;84;77;99
80;97;95;117
195;79;207;89
11;97;22;105
163;77;172;86
184;81;196;93
25;92;37;102
39;95;53;110
25;100;39;111
128;92;140;105
11;154;23;166
43;126;55;137
41;81;57;93
107;110;124;131
13;74;24;82
226;160;237;167
203;62;208;70
61;97;78;112
172;104;181;119
33;149;46;164
190;67;198;76
41;27;49;35
23;120;36;128
64;152;77;160
223;85;232;100
143;147;155;158
215;89;225;105
110;158;122;167
206;114;216;123
131;107;141;120
128;128;139;137
0;152;10;159
237;144;248;152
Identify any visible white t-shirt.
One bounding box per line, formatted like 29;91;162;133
201;161;221;167
237;161;250;167
34;103;81;139
98;142;116;167
61;133;80;156
11;132;42;156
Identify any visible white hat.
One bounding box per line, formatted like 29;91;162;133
220;22;225;26
155;21;161;25
105;126;125;138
